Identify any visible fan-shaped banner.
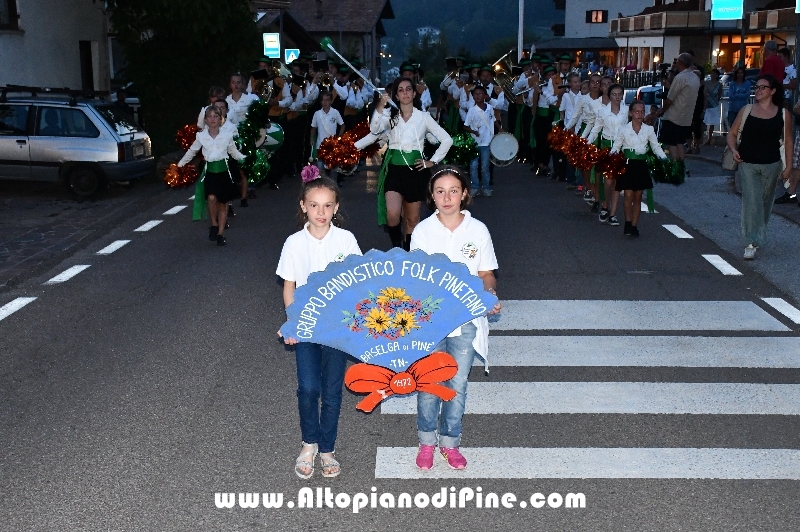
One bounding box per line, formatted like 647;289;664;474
279;248;497;369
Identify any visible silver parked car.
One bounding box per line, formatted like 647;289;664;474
0;88;155;197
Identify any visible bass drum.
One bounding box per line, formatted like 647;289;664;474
489;132;519;167
255;122;285;153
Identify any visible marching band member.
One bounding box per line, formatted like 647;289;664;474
464;85;497;197
343;74;365;132
226;73;259;126
310;91;345;185
610;100;668;237
370;78;453;250
587;83;628;225
196;86;227;129
565;73;603;205
531;65;558;177
558;72;583;189
285;72;311;177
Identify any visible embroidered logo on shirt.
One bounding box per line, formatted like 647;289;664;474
461;242;478;259
334;253;345;262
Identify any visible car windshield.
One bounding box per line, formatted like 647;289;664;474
93;104;141;135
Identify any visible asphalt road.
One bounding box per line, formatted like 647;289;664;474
1;157;799;531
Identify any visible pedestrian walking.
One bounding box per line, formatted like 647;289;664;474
726;75;793;260
656;53;701;160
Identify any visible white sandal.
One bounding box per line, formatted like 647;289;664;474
320;452;341;478
295;442;318;479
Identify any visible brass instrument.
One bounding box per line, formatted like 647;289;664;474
253;79;274;101
493;58;517;102
320;72;333;89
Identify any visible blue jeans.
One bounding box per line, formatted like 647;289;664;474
738;161;782;248
295;342;348;453
417;322;477;448
470;146;491;192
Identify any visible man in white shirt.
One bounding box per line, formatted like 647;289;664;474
464;86;496;197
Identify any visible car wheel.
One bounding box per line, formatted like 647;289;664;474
67;167;104;198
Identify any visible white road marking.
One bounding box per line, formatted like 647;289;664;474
374;447;800;479
702;254;742;276
96;240;131;255
133;220;162;232
641;202;657;213
188;195;195;200
761;297;800;325
44;265;91;285
163;205;187;215
662;224;693;238
380;382;800;415
491;300;788;331
477;336;800;368
0;297;37;321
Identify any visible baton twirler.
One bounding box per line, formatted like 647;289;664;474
320;37;398;109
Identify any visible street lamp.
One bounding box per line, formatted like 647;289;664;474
653;55;660;72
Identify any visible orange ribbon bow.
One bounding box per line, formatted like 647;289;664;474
344;352;459;413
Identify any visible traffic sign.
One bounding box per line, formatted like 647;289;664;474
262;33;281;59
285;49;300;64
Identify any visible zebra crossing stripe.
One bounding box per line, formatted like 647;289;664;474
761;297;800;325
0;297;37;322
702;255;742;276
477;336;800;368
662;224;693;238
374;447;800;479
491;301;788;331
380;382;800;415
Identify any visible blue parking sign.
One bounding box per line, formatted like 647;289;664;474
263;33;281;59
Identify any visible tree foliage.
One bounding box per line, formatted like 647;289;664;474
405;34;449;101
103;0;260;154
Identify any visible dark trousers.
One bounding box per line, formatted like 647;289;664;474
284;115;307;175
519;106;534;161
534;112;553;167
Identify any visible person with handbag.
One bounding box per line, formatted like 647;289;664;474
726;74;793;260
774;98;800;205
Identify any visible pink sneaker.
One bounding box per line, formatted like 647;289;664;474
439;447;467;469
416;444;436;470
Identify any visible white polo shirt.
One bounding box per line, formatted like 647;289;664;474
276;224;362;288
410;211;498;364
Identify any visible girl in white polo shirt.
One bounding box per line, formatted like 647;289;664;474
409;167;501;470
276;177;362;479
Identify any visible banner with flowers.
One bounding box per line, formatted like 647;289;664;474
279;248;498;411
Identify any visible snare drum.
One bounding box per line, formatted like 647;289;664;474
489;132;519;167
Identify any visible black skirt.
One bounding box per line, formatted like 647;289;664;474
204;170;238;203
615;158;652;191
384;163;431;203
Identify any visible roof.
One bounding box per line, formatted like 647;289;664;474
286;0;394;34
639;0;701;15
534;37;619;51
257;10;320;52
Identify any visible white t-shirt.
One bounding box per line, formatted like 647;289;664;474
785;64;797;100
410;211;498;362
465;103;495;147
276;224;362;288
311;108;344;149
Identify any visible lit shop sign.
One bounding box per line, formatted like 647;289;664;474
711;0;743;20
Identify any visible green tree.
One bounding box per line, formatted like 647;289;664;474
103;0;260;155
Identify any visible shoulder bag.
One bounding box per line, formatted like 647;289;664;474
721;104;752;171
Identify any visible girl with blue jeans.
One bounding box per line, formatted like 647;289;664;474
277;177;362;478
410;168;501;470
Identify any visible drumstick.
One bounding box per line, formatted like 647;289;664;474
320;37;398;110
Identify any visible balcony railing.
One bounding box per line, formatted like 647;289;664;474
609;10;711;35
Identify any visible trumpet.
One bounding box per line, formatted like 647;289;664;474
319;72;333;88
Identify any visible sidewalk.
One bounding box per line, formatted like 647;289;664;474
686;140;800;227
0;180;172;290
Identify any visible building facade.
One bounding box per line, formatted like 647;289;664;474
564;0;652;39
0;0;111;91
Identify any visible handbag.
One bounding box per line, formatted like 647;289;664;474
721;104;752;171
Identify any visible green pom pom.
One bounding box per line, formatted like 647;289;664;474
443;133;479;167
247;149;270;184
